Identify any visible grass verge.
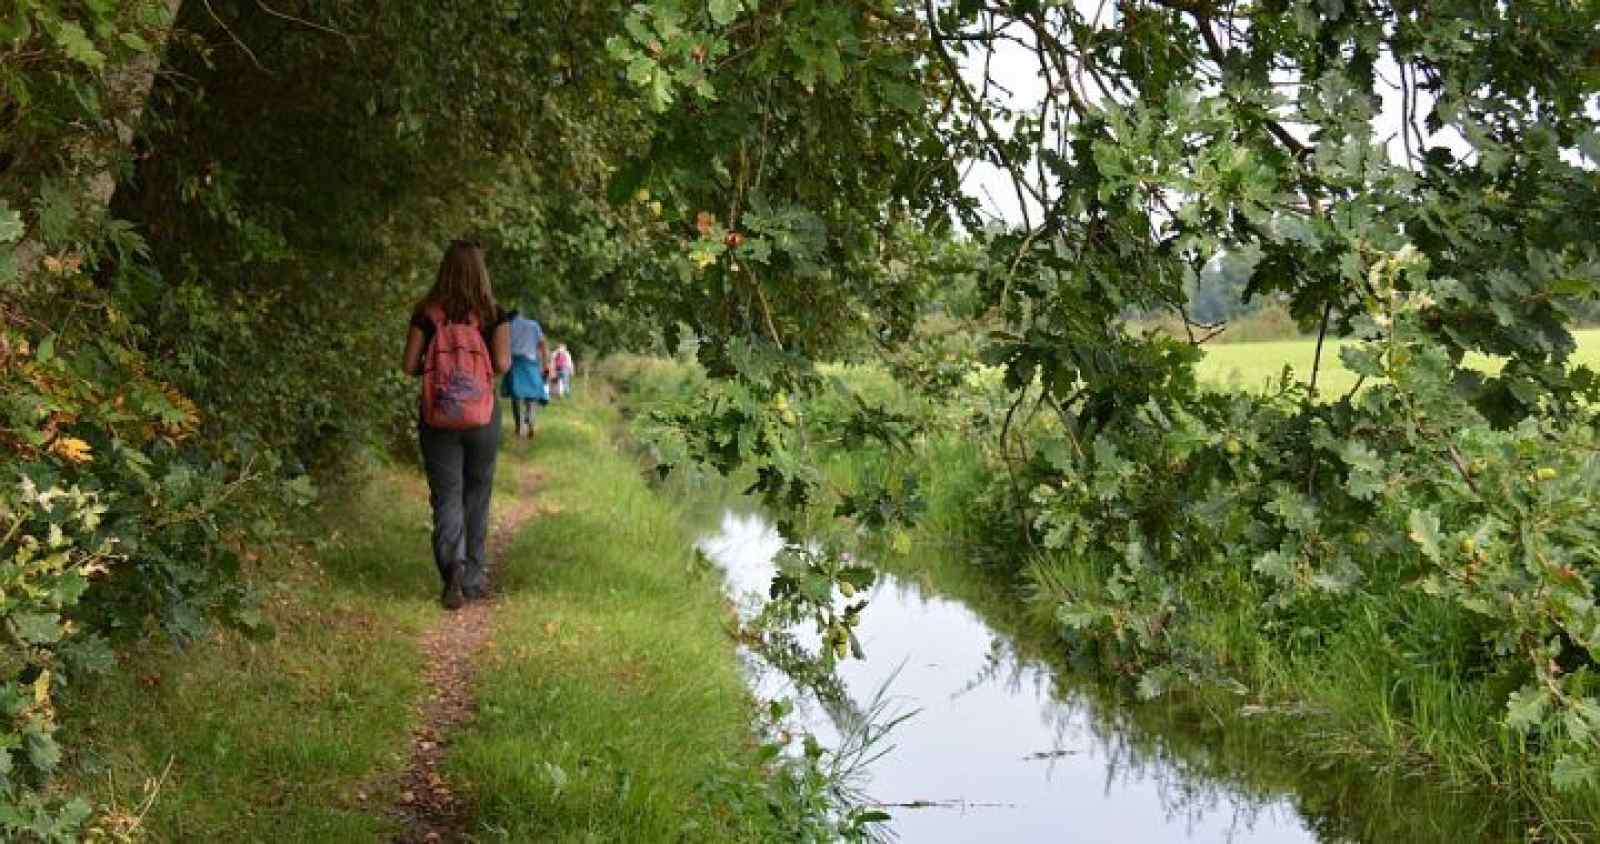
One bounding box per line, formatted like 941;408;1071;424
54;386;881;843
55;464;442;841
442;394;771;842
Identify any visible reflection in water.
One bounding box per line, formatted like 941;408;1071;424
700;510;1323;844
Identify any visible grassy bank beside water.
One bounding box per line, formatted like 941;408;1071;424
877;422;1599;839
865;395;1600;840
857;498;1547;843
52;392;823;842
608;350;1600;842
842;431;1599;840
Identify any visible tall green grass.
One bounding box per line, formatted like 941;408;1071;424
55;393;822;842
56;465;441;841
445;397;813;842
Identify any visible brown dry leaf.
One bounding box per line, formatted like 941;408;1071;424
49;436;93;465
695;210;717;236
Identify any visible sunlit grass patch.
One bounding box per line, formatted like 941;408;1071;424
1194;328;1600;396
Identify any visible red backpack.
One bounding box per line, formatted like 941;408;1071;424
419;305;495;429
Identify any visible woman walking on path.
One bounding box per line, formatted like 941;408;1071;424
402;239;511;609
552;343;574;398
501;308;549;437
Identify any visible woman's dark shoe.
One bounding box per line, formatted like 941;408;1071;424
461;564;488;601
441;565;466;610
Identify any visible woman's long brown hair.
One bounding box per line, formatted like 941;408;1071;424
418;239;497;324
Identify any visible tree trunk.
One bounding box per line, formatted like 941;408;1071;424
12;0;184;279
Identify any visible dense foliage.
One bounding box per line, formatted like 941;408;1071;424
0;0;654;835
616;0;1600;830
4;0;1600;837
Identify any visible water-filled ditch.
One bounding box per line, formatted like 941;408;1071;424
698;508;1532;843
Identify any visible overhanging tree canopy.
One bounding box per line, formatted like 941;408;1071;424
3;0;1600;835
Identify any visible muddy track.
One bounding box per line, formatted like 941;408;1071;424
387;459;544;843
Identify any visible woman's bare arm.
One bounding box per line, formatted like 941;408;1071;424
538;337;550;377
402;325;425;376
491;323;512;375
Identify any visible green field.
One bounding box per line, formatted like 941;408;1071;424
1195;328;1600;396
